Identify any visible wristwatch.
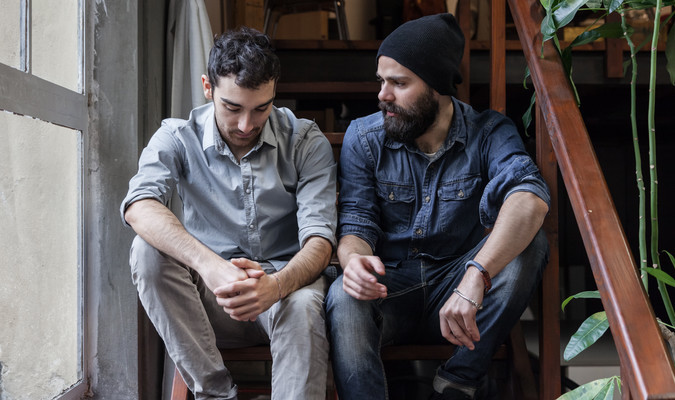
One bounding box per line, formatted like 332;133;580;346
465;260;492;294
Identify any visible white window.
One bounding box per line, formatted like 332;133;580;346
0;1;87;398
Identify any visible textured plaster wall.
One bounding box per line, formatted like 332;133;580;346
86;0;141;397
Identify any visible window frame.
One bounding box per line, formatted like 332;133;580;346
0;0;89;398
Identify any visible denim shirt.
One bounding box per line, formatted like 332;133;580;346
337;98;549;267
121;103;337;270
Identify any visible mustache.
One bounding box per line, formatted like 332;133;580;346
379;101;406;115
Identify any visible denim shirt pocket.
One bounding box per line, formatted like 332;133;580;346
375;182;415;234
438;176;482;233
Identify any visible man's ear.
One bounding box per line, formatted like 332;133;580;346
201;75;213;100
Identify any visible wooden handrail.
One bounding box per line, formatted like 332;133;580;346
507;0;675;398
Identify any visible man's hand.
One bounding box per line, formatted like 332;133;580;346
439;268;485;350
213;258;274;321
342;254;388;300
199;257;265;294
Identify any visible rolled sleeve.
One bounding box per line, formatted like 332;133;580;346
477;114;550;228
479;155;550;227
120;126;183;226
295;125;338;249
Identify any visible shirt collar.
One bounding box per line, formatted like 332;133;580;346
201;104;278;157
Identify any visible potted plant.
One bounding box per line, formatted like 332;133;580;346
535;0;675;398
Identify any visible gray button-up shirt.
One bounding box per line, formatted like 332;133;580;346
121;103;337;270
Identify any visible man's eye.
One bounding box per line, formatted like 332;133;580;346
226;107;240;112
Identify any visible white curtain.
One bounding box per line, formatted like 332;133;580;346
166;0;214;118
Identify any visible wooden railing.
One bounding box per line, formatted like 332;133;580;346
491;0;675;398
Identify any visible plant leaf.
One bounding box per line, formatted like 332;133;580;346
608;0;624;13
564;311;609;361
522;92;536;136
642;267;675;287
562;290;601;311
553;0;590;29
569;22;629;48
664;250;675;270
557;376;618;400
523;66;531;89
666;24;675;85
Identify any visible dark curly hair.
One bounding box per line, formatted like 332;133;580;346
207;26;281;89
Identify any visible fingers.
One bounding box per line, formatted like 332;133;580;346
439;297;481;350
219;298;260;322
215;281;262;321
342;277;387;300
229;258;265;279
342;256;387;300
213;280;249;297
230;257;263;270
245;269;266;278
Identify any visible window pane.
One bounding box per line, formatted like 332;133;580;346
32;0;81;91
0;112;82;399
0;0;21;68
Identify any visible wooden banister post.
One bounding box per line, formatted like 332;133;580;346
490;0;506;113
456;0;471;103
536;105;561;400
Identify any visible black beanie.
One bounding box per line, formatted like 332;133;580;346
377;13;465;97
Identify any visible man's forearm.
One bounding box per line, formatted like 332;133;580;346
337;234;374;267
472;191;548;279
124;198;221;274
275;236;333;298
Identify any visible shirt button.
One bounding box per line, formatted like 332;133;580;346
458;189;465;198
245;188;251;194
415;228;422;235
249;224;254;229
388;192;395;201
424;195;431;203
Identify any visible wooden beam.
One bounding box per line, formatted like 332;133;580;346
536;105;561;400
490;0;506;113
508;0;675;397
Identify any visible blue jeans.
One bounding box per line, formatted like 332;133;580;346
325;230;548;399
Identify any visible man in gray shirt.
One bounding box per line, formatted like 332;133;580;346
121;27;337;400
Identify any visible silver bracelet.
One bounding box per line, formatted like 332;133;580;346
272;274;282;302
453;288;483;310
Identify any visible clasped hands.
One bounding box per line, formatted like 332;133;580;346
343;254;484;350
203;258;278;322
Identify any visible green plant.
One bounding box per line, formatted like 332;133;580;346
536;0;675;398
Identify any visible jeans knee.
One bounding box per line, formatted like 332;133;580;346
326;278;376;338
326;277;352;323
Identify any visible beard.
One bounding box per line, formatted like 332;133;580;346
380;87;439;145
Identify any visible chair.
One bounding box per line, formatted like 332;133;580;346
170;339;532;400
170;346;337;400
263;0;349;40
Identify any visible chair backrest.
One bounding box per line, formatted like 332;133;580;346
263;0;349;40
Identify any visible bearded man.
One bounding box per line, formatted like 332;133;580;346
325;13;550;400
